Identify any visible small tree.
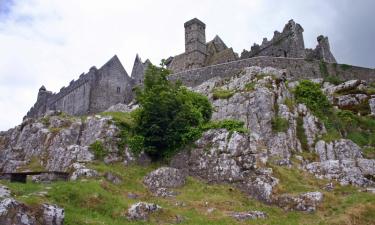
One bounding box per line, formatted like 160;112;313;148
133;64;212;160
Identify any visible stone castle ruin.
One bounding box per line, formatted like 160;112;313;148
240;19;336;63
25;18;375;119
25;55;149;118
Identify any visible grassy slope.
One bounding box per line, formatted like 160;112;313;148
1;162;375;225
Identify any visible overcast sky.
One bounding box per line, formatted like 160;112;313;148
0;0;374;131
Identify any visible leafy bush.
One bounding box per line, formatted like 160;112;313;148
89;140;107;160
271;116;289;133
324;75;343;85
133;64;213;160
212;88;235;100
294;80;332;119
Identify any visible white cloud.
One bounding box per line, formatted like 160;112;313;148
0;0;373;130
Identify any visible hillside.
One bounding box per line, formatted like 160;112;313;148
1;66;375;225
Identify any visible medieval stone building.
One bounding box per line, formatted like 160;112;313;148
25;55;149;118
25;18;374;120
165;18;238;73
241;20;336;63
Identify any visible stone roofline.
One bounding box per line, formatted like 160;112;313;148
184;18;206;28
44;55;130;105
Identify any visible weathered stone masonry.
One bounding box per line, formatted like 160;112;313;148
240;20;337;63
169;56;375;87
25;55;149;119
25;18;374;119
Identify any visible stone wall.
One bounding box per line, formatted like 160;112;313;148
168;56;375;87
89;55;133;113
25;55;134;118
241;20;336;63
241;20;306;59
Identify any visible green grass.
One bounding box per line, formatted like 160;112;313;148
284;98;295;111
202;119;248;134
296;117;308;150
89;140;108;160
100;111;135;128
212;88;235;100
2;162;375;225
271;116;289;133
363;147;375;159
244;82;256;91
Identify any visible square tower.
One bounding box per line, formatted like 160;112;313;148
184;18;207;69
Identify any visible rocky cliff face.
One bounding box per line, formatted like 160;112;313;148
1;66;375;223
171;66;375;204
0;112;123;175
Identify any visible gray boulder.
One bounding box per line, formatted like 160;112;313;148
70;163;98;181
230;211;267;220
335;94;368;108
314;139;363;161
0;198;36;225
171;129;279;203
104;172;122;185
126;202;161;221
370;97;375;116
41;204;64;225
276;192;323;212
305;159;375;187
143;167;186;196
0;185;10;199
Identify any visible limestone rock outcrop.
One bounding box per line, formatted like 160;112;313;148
0;198;64;225
126;202;161;221
275;192;323;212
303;139;375;187
229;211;268;220
143;167;186;197
0;114;122;176
171;129;279;203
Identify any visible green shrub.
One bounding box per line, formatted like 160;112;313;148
127;135;144;156
133;64;213;160
294;80;332;119
89;140;107;160
271;116;289;133
324;75;343;85
296;117;308;150
212;88;235;100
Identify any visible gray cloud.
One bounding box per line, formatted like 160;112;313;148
0;0;374;130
